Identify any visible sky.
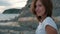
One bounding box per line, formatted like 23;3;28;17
0;0;28;13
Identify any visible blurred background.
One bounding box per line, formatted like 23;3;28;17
0;0;60;34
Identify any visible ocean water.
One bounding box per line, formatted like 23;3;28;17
0;14;19;20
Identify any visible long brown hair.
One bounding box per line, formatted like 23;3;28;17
30;0;53;21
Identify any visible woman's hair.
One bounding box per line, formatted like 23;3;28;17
30;0;53;21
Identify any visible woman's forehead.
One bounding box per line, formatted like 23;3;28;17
36;0;42;5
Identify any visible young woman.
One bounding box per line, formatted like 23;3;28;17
30;0;58;34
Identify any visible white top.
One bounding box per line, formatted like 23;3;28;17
35;17;58;34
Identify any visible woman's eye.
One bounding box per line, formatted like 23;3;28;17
35;4;42;7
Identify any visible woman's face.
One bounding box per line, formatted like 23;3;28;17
35;0;46;16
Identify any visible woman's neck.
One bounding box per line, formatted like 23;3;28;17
40;14;47;23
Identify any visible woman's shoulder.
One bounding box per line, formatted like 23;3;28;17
44;17;54;23
43;17;58;30
43;17;56;25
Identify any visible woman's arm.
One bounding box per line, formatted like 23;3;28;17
45;25;58;34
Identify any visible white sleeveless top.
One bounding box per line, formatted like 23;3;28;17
35;17;58;34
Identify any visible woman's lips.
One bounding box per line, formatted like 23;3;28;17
37;11;41;13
